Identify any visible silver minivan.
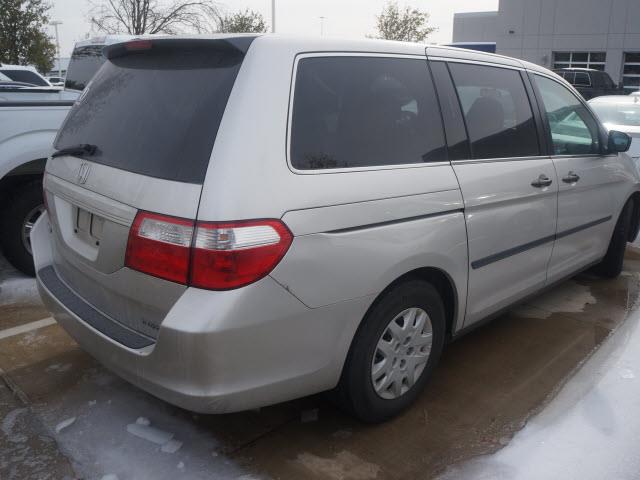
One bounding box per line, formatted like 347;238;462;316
33;35;640;422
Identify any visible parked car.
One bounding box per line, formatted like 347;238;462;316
0;36;133;275
589;95;640;159
553;67;625;100
47;76;65;87
32;36;639;423
0;64;51;87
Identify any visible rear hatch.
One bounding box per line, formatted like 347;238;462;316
43;37;253;340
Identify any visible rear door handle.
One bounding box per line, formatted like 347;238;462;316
531;174;553;188
562;171;580;184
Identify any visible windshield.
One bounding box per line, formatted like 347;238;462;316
55;43;245;184
1;69;48;86
65;45;106;91
591;101;640;127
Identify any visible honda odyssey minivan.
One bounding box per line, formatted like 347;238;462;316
33;35;639;422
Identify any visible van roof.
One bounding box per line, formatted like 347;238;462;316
104;34;549;71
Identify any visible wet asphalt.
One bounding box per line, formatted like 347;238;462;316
1;250;640;480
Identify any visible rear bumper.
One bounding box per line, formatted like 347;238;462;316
32;213;373;413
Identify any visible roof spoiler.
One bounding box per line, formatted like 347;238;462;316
103;37;257;60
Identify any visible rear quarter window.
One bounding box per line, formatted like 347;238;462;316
290;56;446;170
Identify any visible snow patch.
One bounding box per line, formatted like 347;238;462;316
135;416;151;426
46;363;72;373
55;417;76;433
0;275;39;306
296;450;381;479
100;475;119;480
161;439;183;454
126;422;174;445
620;368;635;379
1;408;28;443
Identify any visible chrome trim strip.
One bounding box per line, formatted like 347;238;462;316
471;215;613;269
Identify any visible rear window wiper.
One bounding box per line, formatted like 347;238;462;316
51;143;98;158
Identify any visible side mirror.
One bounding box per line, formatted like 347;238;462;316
609;130;632;153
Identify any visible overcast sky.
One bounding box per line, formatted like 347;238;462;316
48;0;498;57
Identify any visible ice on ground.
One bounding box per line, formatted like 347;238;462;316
161;439;183;453
135;416;150;426
126;422;174;445
55;417;76;433
2;407;28;443
514;281;596;319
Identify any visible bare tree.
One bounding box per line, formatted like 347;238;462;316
373;1;436;43
89;0;221;35
218;9;267;33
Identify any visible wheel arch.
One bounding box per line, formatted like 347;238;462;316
357;266;459;347
627;191;640;242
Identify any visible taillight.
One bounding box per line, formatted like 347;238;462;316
125;212;194;284
190;220;293;290
125;213;292;290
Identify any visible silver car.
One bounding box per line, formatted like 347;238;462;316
32;36;639;422
590;93;640;160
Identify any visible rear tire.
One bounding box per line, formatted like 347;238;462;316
593;201;633;279
0;180;44;276
336;279;446;423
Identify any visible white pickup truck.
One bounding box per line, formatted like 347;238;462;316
0;35;132;275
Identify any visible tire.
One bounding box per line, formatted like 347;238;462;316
0;179;44;276
592;200;633;279
336;279;446;423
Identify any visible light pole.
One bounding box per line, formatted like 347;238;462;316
50;20;63;78
320;16;325;36
271;0;276;33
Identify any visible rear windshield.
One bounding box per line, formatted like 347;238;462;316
64;45;105;91
1;69;48;86
55;44;245;184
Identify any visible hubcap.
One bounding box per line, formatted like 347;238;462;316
371;307;433;400
21;204;45;255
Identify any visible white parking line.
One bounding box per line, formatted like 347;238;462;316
0;317;56;340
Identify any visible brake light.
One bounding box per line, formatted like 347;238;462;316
125;212;194;284
125;39;153;51
125;213;292;290
191;220;293;290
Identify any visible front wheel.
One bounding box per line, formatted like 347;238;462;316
0;180;44;276
336;279;446;423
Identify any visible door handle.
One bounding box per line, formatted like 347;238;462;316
562;171;581;184
531;174;553;188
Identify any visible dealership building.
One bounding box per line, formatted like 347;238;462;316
452;0;640;92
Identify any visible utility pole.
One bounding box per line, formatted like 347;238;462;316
50;20;63;78
320;16;325;36
271;0;276;33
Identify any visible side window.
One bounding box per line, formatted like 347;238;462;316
533;74;601;155
574;72;591;86
290;56;446;170
448;63;540;159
